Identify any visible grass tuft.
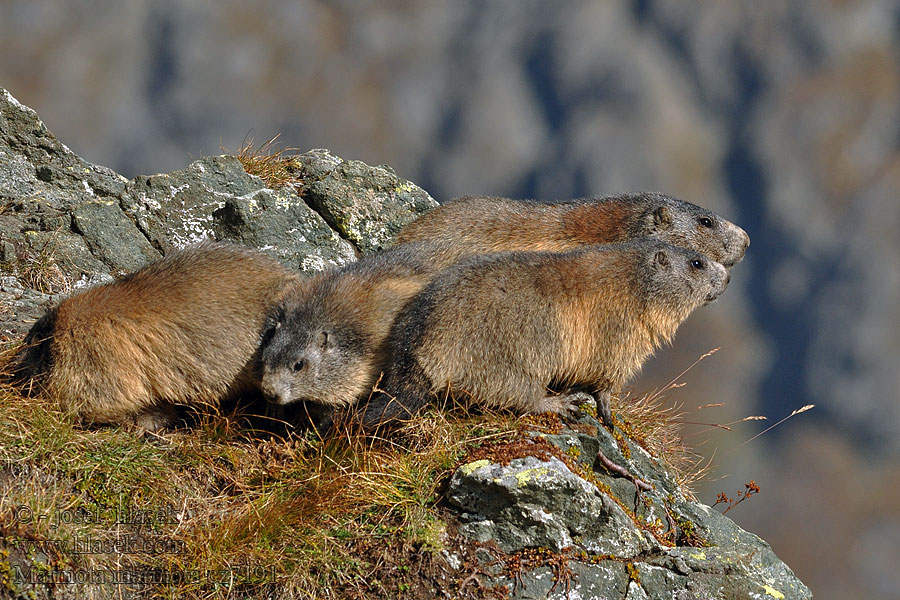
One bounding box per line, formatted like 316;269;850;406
232;134;302;191
612;350;723;498
3;235;72;295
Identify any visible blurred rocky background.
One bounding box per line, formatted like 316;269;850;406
1;1;897;598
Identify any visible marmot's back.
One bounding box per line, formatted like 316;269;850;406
394;193;749;268
12;241;297;429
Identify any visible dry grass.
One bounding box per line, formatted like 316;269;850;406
0;337;808;597
5;235;72;295
611;350;724;498
614;389;706;497
0;347;522;599
614;348;814;501
232;134;302;191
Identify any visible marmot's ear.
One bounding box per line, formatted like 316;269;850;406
654;250;669;267
260;306;284;345
268;302;285;325
317;330;329;349
653;206;672;229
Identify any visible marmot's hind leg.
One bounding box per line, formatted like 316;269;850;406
132;403;178;432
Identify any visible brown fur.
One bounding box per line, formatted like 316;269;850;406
361;239;730;427
394;193;750;267
11;242;298;428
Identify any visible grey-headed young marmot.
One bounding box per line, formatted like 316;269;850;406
257;242;439;412
9;241;298;429
360;239;730;428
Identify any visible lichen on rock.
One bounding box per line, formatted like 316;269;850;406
443;402;812;599
297;148;438;254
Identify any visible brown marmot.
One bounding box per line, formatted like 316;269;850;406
393;192;750;268
257;242;439;411
359;239;730;428
9;241;298;429
256;193;747;424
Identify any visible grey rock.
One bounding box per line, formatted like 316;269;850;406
297;148;438;254
448;455;649;556
505;566;559;600
0;278;52;339
450;418;811;599
121;154;356;273
499;561;627;600
209;186;357;274
640;546;813;600
0;88;128;211
122;157;237;253
71;200;160;275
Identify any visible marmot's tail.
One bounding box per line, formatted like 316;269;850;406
4;307;58;390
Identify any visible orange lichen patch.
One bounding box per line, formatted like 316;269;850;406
461;436;568;468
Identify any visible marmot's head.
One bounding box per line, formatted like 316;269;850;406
633;239;730;333
632;193;750;267
257;284;374;408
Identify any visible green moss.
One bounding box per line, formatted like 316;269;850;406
579;401;597;418
0;549;16;593
675;517;710;547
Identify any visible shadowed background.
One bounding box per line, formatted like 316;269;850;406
2;2;898;597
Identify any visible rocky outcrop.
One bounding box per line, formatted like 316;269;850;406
0;87;436;338
0;89;809;599
445;402;811;598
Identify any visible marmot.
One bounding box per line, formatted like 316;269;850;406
393;193;750;268
359;239;730;428
257;193;747;424
9;242;298;429
258;242;440;411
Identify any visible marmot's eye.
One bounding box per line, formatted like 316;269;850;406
691;259;705;269
699;217;713;228
293;360;305;372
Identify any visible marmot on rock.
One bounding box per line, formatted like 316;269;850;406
359;239;730;428
9;241;298;429
257;193;748;426
393;193;749;268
